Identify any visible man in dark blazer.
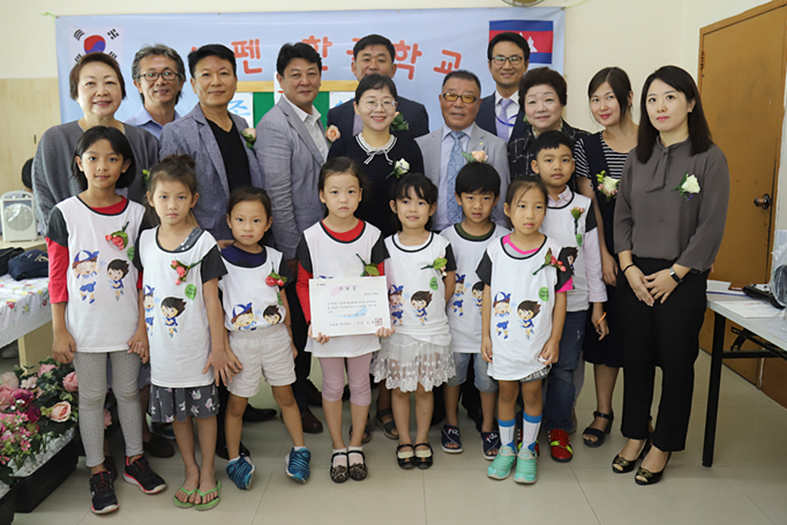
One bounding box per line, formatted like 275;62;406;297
256;43;331;434
475;32;530;144
327;34;429;140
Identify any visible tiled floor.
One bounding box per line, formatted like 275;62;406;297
6;350;787;525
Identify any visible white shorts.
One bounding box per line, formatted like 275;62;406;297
227;325;296;398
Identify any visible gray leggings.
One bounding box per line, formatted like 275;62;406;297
73;351;143;468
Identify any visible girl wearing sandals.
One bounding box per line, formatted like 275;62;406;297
297;157;392;483
371;173;456;470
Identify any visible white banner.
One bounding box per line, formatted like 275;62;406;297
55;8;565;128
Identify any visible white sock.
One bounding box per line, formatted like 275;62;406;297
499;418;516;449
293;446;306;451
228;455;241;463
522;413;542;452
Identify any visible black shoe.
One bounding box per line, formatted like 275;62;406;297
635;452;671;485
300;408;324;434
216;433;251;460
143;434;175;458
123;456;167;494
89;471;119;515
612;438;651;474
242;405;277;423
306;380;322;407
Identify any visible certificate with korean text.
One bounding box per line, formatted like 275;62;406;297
309;276;391;337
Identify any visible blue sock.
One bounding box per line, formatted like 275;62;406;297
498;418;516;449
522;413;542;452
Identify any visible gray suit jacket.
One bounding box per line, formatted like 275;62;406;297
159;103;263;241
256;97;329;260
416;124;510;231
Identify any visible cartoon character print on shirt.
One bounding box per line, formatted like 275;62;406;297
388;285;404;326
106;259;129;301
493;291;511;340
517;300;541;340
452;274;465;316
161;297;186;338
472;281;484;309
143;286;155;336
564;247;578;274
411;290;433;325
262;305;283;326
72;250;100;304
232;303;257;330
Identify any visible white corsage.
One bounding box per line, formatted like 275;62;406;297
672;173;700;201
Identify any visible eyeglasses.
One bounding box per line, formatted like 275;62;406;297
138;71;180;82
362;99;397;110
491;55;525;65
442;92;479;104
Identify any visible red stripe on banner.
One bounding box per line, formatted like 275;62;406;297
489;30;553;54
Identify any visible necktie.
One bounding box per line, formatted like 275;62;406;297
446;130;466;225
496;98;514;140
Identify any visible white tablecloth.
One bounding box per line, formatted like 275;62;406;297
0;274;50;348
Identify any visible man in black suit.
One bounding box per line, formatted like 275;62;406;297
476;32;530;143
327;34;429;140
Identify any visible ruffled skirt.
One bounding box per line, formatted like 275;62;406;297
371;332;455;392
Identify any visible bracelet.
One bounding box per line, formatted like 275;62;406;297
622;263;635;273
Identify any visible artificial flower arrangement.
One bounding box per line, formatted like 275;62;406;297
241;128;257;149
672;173;700;201
595;170;619;202
0;359;79;485
325;125;341;143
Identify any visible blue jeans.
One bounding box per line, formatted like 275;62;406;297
543;310;586;432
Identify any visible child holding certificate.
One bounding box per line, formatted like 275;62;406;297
218;186;311;490
371;173;457;470
295;157;391;484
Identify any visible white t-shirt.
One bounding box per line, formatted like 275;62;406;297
441;223;509;353
135;227;226;388
382;232;456;346
297;221;385;358
49;196;144;353
477;235;573;381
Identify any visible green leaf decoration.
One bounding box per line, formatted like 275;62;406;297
185;284;197;301
430;277;439;290
126;246;135;261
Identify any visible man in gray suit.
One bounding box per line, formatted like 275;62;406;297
256;42;329;434
416;70;510;232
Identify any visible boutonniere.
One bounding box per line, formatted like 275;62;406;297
421;257;448;278
570;207;585;247
390;112;409;132
105;221;130;250
325;125;341;143
595;171;619;202
387;158;410;179
533;248;567;276
142;169;150;185
356;254;380;277
171;258;204;285
672;173;700;201
241;128;256;149
461;149;488;163
265;272;287;305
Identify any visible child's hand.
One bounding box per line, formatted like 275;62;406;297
481;336;493;364
602;251;618;286
204;349;232;386
375;326;394;338
217;239;234;250
127;325;150;363
539;338;560;365
52;329;77;364
308;324;330;344
225;346;242;376
591;304;609;341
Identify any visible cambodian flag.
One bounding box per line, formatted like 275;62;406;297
489;20;554;64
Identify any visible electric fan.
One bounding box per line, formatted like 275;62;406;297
1;191;38;242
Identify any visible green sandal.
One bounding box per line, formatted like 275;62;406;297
173;486;198;509
195;480;221;511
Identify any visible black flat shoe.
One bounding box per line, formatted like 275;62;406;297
330;451;349;483
414;443;434;470
612;438;650;474
582;411;614;448
396;444;416;470
635;452;671;485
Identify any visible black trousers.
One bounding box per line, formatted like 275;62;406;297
618;257;707;452
286;284;311;411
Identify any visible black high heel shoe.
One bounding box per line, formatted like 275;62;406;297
635;452;671;485
611;438;651;474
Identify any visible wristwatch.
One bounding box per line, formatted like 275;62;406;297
669;266;683;284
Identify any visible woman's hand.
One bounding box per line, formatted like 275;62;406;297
645;269;679;304
601;250;618;286
308;324;330;344
624;265;654;306
128;325;149;363
481;336;493;363
52;329;77;364
539;337;560;365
